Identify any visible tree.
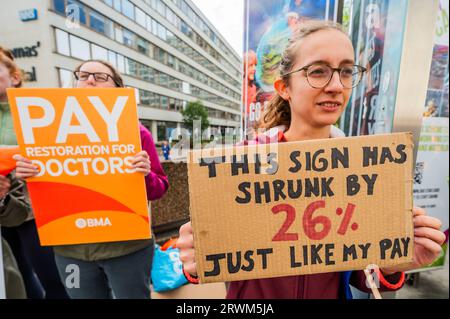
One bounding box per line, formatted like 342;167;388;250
181;100;210;133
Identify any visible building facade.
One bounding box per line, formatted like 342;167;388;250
0;0;242;143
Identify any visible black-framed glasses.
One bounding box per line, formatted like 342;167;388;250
73;71;119;86
282;63;367;89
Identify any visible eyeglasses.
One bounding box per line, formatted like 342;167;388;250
282;63;366;89
73;71;119;86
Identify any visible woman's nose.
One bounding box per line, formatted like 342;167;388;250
324;71;344;92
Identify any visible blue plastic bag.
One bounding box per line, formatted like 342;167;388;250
151;244;188;292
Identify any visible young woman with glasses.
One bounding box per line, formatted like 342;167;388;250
14;59;169;299
176;21;446;299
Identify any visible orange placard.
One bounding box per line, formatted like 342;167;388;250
0;146;20;176
6;88;150;245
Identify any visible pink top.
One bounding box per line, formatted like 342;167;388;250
139;124;168;201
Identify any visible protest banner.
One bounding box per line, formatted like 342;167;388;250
6;88;150;246
188;132;414;283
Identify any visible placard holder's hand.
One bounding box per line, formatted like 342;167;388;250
177;221;198;278
12;154;39;179
131;151;151;176
381;207;446;275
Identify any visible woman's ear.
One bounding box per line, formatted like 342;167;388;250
11;72;21;87
274;78;290;101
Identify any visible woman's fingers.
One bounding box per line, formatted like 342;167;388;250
414;215;442;230
177;222;197;277
129;151;151;175
12;154;32;164
415;227;447;246
12;155;39;179
412;206;427;217
414;236;443;256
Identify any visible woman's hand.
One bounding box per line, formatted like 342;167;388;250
177;221;197;277
131;151;151;176
381;207;446;275
12;154;39;179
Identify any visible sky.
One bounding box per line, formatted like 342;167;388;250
190;0;244;56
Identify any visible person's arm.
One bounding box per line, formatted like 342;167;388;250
0;172;31;227
140;125;169;201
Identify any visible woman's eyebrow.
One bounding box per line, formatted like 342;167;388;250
307;59;356;66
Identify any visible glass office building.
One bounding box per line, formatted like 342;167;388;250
0;0;242;143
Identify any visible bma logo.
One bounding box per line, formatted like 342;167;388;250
75;217;112;229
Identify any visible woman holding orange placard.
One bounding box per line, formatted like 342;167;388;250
13;59;169;299
1;47;69;299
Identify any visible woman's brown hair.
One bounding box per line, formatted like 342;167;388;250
73;59;124;87
0;46;23;88
259;20;347;130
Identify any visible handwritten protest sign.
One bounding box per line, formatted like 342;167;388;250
7;88;150;246
188;133;414;283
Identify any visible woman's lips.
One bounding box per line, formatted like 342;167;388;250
317;101;342;112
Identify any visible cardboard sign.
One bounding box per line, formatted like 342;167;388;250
0;146;20;176
7;88;150;246
188;133;414;283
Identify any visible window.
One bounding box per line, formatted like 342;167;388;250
156;0;165;16
92;44;108;60
167;54;175;68
58;68;73;88
89;11;106;33
67;0;86;25
113;0;121;11
115;26;124;44
117;54;125;73
137;37;148;55
53;0;65;14
176;99;183;111
139;90;149;105
159;73;168;87
169;98;176;110
160;96;168;110
122;0;134;20
55;29;70;56
69;35;90;60
182;82;191;94
150;93;159;108
123;29;135;47
104;20;114;38
166;8;175;25
146;16;153;33
169;78;180;90
104;0;113;6
156;48;166;64
140;66;152;82
135;7;146;27
152;20;158;36
157;23;166;40
108;50;117;68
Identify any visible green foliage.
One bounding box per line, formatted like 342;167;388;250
181;100;210;133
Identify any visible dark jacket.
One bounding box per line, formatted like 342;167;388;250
0;171;30;299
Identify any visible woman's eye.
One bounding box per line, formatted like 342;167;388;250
341;67;354;77
309;67;327;76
